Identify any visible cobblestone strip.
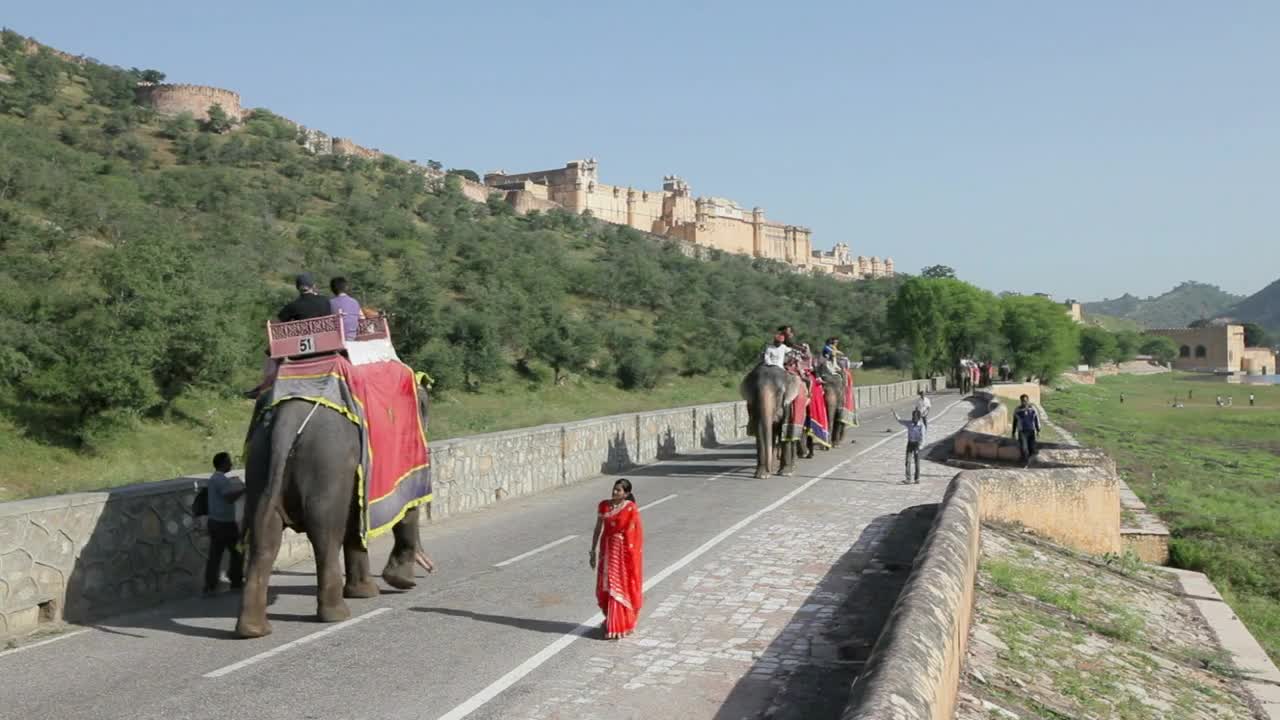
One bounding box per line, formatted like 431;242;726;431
515;403;973;720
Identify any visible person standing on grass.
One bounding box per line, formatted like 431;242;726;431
1250;393;1255;406
589;479;644;640
891;407;926;485
204;452;245;596
1011;395;1041;466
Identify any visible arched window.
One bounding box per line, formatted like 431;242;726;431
1195;345;1208;358
1179;345;1191;358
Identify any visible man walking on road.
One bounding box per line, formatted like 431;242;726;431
1012;395;1041;467
914;390;931;428
891;407;926;484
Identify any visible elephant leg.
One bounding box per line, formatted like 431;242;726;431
311;527;351;623
382;507;421;590
779;438;797;477
342;501;379;598
235;509;283;639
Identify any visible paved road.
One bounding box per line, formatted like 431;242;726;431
0;393;973;720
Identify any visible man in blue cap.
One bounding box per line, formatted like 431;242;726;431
277;272;331;322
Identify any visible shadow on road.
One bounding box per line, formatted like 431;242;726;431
711;504;939;720
408;606;587;637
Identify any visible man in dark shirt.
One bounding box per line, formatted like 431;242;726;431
277;273;332;322
1011;394;1041;466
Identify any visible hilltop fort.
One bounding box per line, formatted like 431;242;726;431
24;32;894;279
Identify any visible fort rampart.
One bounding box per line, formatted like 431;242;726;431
134;83;243;122
0;378;942;642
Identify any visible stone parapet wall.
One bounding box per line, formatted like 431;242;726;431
0;473;310;639
844;393;1124;719
844;466;981;720
0;378;941;642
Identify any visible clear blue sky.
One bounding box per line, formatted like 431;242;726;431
8;2;1278;300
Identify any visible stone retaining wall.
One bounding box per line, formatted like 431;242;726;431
0;378;943;641
844;389;1124;719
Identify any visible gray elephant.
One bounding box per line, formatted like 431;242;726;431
815;358;849;446
740;364;808;479
235;389;434;639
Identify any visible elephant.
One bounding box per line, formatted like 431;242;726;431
235;385;434;639
815;359;849;446
740;364;808;479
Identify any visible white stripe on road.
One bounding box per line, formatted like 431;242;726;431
435;398;965;720
0;629;90;659
638;493;678;511
203;607;392;678
493;535;580;568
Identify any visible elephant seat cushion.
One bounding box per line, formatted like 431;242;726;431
271;353;432;543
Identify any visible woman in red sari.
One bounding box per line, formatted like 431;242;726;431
589;479;644;639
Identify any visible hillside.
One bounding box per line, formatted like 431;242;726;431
1083;281;1243;328
1222;278;1280;332
0;31;905;478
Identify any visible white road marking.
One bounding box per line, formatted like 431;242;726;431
0;629;90;659
493;535;580;568
203;607;392;678
434;397;965;720
638;493;678;511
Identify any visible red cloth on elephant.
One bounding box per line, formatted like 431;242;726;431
783;386;808;443
805;372;831;447
843;369;856;415
272;354;430;542
596;500;643;637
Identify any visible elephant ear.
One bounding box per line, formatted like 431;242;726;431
782;374;804;406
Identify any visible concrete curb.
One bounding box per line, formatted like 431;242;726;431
1166;567;1280;719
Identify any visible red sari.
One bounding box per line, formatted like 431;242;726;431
596;499;644;637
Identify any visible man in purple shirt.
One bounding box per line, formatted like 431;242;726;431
329;276;362;341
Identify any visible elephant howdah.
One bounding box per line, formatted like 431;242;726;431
269;353;432;542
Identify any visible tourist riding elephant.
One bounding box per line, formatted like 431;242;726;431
740;364;808;479
235;387;434;639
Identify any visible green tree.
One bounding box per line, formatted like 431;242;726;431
887;277;948;378
447;168;481;183
534;313;599;384
920;264;956;279
204;103;234;133
1000;295;1080;383
1112;330;1143;363
161;111;198;140
1140;336;1179;366
448;311;501;389
1079;326;1118;368
1242;323;1271;348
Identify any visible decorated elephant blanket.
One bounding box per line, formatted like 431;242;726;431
804;373;831;448
836;369;857;427
781;372;808;444
272;353;431;543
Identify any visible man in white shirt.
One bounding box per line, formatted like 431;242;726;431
761;330;789;368
891;407;927;484
914;390;932;427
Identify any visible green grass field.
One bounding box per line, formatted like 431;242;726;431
0;366;912;502
1044;373;1280;662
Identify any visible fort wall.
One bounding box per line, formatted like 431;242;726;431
134;83;243;122
1144;325;1245;373
332;137;381;159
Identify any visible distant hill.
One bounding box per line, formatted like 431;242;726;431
1221;279;1280;333
1083;282;1243;329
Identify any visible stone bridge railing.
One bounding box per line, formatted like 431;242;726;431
0;377;943;641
